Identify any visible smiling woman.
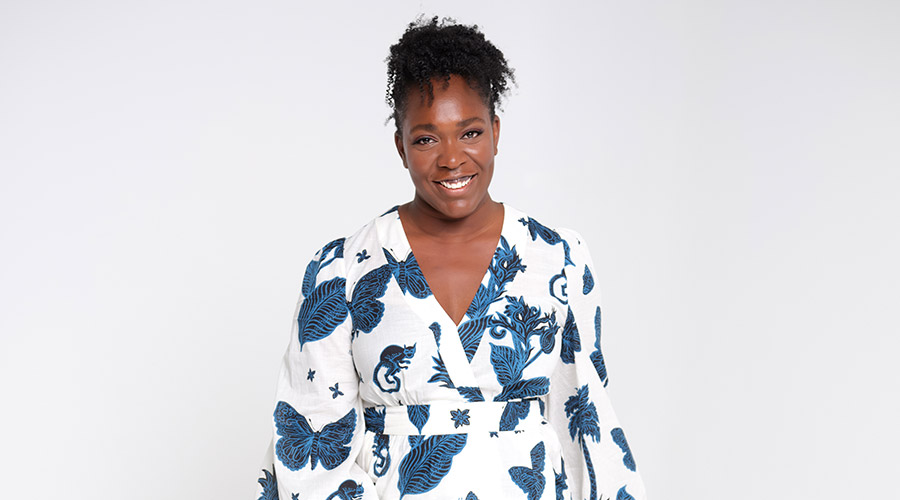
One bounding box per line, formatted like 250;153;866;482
254;16;647;500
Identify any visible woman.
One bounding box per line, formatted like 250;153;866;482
255;17;646;500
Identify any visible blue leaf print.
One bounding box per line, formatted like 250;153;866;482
348;265;391;337
582;264;594;294
508;441;546;500
428;355;454;389
257;468;279;500
397;434;467;498
407;405;430;434
408;435;424;449
302;238;345;297
326;480;364;500
363;407;385;434
499;400;530;431
490;343;520;386
590;306;608;386
554;457;568;500
429;322;441;348
450;409;470;428
560;306;581;364
494;377;550;402
617;486;635;500
297;277;349;351
611;428;636;471
458;316;494;362
456;386;486;402
274;402;355;471
465;236;526;319
384;249;432;298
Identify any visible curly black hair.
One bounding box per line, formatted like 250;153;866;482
385;16;515;133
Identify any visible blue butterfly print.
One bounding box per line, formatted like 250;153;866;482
555;457;568;500
326;479;364;500
330;383;344;399
356;249;370;263
297;277;349;351
307;369;315;382
590;306;608;386
383;249;432;298
560;306;582;364
397;434;467;497
611;427;636;471
257;468;278;500
518;217;573;266
450;409;470;428
407;404;430;434
509;441;546;500
348;265;391;337
582;264;594;294
617;485;635;500
274;402;356;471
499;400;530;431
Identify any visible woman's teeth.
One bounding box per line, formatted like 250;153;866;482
439;176;473;190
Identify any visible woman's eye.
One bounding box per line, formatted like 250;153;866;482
413;137;435;145
463;129;483;139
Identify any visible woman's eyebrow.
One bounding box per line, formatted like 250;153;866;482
410;117;485;134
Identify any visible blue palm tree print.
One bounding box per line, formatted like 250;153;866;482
565;384;602;500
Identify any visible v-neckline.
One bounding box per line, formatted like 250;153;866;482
396;203;508;329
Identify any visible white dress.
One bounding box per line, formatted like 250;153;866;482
255;203;647;500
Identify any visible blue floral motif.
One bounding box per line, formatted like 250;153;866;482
488;296;558;401
307;369;315;381
611;427;636;471
274;402;355;471
508;441;546;500
356;249;370;262
582;264;594;294
257;468;279;500
565;385;602;500
329;383;343;399
450;409;470;428
384;249;432;298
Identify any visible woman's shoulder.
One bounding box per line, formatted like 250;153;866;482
505;204;588;249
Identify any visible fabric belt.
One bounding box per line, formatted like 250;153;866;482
364;398;545;435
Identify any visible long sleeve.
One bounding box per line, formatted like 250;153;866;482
254;239;378;500
546;229;647;500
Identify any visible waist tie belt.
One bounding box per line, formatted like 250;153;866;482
364;398;545;435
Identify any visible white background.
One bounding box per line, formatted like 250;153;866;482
2;1;898;498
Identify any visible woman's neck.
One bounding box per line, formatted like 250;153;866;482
400;195;503;243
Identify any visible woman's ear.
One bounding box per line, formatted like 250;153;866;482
492;114;501;155
394;131;408;169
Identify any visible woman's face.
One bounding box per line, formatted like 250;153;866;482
394;74;500;221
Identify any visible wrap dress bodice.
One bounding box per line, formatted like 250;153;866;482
254;203;647;500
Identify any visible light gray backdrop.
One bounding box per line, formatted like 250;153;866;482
1;1;898;498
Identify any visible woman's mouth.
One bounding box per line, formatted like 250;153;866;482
437;175;474;190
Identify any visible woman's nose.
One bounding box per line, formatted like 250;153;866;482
437;140;465;169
